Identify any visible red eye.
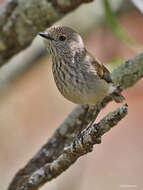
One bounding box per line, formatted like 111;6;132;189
59;35;66;41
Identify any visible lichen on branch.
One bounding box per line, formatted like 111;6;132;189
8;53;143;190
0;0;93;66
21;104;127;190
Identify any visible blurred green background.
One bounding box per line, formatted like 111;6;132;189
0;0;143;189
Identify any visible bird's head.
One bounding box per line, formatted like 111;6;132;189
39;26;84;59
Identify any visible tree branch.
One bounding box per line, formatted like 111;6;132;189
17;104;128;190
8;53;143;190
0;0;93;66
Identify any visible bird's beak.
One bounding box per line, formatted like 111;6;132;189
39;32;55;41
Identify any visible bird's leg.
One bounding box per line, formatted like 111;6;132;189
86;107;102;144
72;106;100;149
77;106;89;137
73;106;89;148
88;107;100;128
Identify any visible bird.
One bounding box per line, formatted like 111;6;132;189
39;26;124;137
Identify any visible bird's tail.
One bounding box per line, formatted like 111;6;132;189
109;84;125;103
111;90;125;103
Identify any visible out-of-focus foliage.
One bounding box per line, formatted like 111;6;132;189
103;0;142;53
107;58;124;72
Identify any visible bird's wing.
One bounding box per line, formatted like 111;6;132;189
87;52;112;83
86;51;125;103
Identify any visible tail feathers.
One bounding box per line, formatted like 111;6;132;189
108;83;125;103
111;91;125;103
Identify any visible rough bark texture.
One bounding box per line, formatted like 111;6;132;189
8;53;143;190
13;104;128;190
0;0;93;66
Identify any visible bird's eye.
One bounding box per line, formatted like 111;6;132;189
59;35;66;41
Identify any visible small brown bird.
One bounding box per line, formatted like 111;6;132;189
39;26;124;134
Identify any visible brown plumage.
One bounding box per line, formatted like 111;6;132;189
39;26;124;106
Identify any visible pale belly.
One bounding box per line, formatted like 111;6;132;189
52;58;110;105
55;76;110;105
